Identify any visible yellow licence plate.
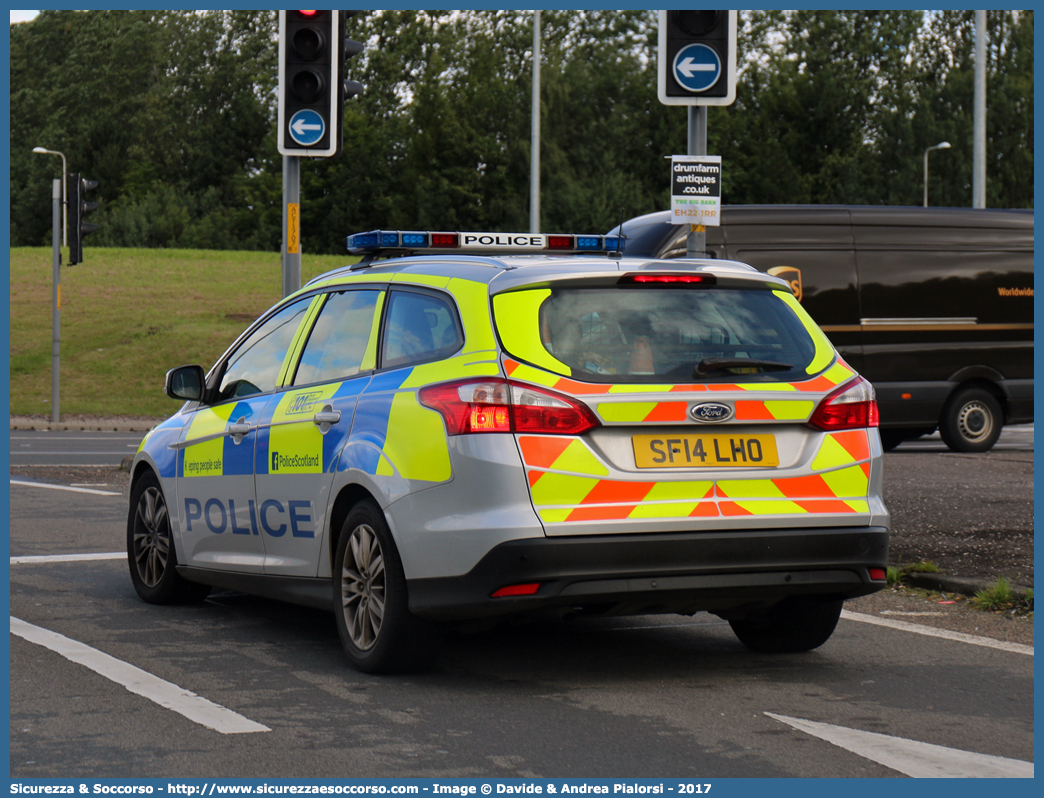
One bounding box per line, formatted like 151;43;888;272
632;433;779;468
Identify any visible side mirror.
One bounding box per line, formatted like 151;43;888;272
165;365;206;402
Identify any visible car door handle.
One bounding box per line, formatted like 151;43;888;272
313;405;341;434
227;417;252;444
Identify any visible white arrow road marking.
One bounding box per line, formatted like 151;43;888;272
766;713;1033;778
11;479;120;496
678;57;716;77
291;118;322;135
11;617;270;734
842;610;1033;656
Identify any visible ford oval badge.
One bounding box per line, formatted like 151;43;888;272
690;402;734;423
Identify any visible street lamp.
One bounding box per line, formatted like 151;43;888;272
33;147;67;246
923;141;951;207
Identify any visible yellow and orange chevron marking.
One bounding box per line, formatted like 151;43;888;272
518;429;872;524
502;359;857;426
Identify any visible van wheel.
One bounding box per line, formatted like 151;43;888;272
334;500;443;674
729;596;843;653
939;387;1003;453
127;471;210;604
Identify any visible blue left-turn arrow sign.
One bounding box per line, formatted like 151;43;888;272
288;109;325;147
672;43;722;93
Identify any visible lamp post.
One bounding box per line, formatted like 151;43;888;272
32;147;67;246
33;147;68;422
530;10;541;234
923;141;951;207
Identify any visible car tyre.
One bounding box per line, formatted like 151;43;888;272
127;470;210;604
939;387;1003;453
334;500;443;674
729;595;843;653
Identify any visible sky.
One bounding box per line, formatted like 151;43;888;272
11;10;39;23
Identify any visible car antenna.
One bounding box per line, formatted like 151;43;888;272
608;207;626;260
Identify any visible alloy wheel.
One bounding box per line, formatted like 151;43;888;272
340;523;386;651
133;486;170;588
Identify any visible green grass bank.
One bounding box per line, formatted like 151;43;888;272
10;247;354;417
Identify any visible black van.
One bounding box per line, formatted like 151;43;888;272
612;206;1033;452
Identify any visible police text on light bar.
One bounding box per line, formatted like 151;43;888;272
346;230;625;255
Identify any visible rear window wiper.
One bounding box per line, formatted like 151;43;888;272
694;357;794;377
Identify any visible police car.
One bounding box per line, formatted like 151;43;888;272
128;230;889;673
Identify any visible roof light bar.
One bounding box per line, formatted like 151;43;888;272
346;229;625;255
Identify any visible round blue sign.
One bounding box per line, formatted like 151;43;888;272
672;43;722;93
288;109;326;147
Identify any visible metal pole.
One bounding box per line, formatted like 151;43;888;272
282;155;302;297
51;178;61;423
530;10;541;234
59;152;67;249
972;10;987;208
923;149;930;208
686;106;707;257
32;148;67;247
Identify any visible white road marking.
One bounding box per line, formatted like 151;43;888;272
10;436;144;440
10;479;121;496
765;713;1033;778
11;552;125;565
10;617;270;734
878;611;945;617
13;463;121;468
11;451;133;456
842;610;1033;656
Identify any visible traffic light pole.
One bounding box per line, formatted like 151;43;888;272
282;155;302;298
50;178;61;423
686;106;707;258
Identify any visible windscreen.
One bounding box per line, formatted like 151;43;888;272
495;286;827;383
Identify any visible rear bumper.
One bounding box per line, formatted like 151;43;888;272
407;526;889;621
1003;379;1034;424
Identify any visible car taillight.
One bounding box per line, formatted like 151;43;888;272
490;583;541;598
418;378;600;436
808;376;880;431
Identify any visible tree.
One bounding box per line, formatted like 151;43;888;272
10;10;1032;254
10;10;278;249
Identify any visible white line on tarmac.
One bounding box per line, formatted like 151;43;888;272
10;479;121;496
10;617;270;734
765;713;1033;778
842;610;1033;656
11;452;132;456
11;552;125;565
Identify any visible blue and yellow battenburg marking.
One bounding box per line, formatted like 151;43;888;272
138;415;187;478
179;396;269;478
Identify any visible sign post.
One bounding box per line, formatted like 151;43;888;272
51;178;61;423
282;156;301;298
658;11;737;257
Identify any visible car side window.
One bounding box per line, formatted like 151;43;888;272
293;290;381;386
216;295;312;402
381;290;464;369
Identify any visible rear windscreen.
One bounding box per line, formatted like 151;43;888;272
494;286;832;383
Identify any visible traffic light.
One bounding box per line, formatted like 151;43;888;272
278;10;364;158
66;172;98;266
657;10;738;106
